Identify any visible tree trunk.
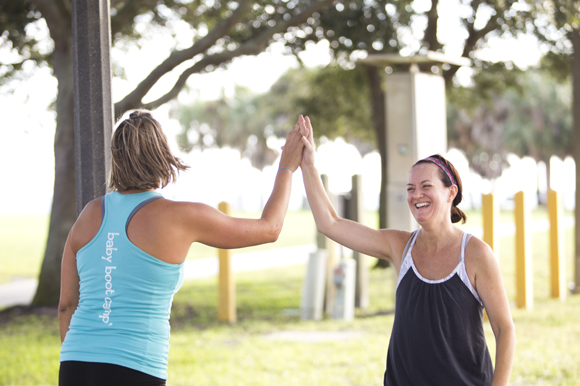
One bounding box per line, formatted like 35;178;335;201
31;13;76;307
362;64;390;269
572;29;580;294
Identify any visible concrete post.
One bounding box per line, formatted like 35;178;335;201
72;0;113;215
359;52;471;231
300;250;327;321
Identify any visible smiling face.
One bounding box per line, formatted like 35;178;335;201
407;163;456;226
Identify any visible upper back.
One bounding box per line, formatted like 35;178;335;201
72;191;192;265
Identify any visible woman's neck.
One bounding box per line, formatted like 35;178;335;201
418;220;458;251
118;188;155;195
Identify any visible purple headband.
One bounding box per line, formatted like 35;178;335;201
424;156;457;186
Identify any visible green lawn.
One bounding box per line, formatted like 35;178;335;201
1;264;579;385
0;207;578;385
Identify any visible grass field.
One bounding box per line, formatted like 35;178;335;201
0;207;578;385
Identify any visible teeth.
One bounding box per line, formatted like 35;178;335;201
416;202;430;208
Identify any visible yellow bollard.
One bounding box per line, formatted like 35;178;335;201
548;190;566;301
482;193;499;257
481;193;499;321
515;191;533;310
218;201;236;323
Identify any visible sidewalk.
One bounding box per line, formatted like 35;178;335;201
0;244;317;309
0;216;574;309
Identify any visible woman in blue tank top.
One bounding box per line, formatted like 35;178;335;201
58;110;307;385
297;116;515;385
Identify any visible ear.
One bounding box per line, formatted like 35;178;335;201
448;185;458;202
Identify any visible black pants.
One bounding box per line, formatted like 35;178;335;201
59;361;166;386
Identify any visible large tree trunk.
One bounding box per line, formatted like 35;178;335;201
363;64;390;269
31;1;76;306
572;29;580;294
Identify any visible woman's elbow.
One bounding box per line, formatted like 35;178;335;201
58;299;77;316
315;214;338;237
263;221;283;243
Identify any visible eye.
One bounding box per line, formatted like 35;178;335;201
407;187;414;192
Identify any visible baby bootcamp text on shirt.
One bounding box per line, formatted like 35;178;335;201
99;232;118;326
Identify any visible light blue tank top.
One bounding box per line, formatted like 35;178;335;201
60;191;185;380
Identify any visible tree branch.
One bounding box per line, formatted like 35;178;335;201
114;0;251;115
444;12;498;84
143;0;337;110
116;0;336;114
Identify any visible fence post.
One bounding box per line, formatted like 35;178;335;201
348;174;369;309
318;175;339;315
481;193;498;321
548;190;566;301
482;193;499;257
515;191;533;310
218;201;236;323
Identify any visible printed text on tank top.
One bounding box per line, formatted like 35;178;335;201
397;230;483;305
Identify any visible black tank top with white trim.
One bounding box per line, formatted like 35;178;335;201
384;230;494;386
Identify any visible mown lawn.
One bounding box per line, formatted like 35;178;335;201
0;207;578;385
0;264;579;385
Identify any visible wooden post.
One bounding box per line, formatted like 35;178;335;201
548;190;566;301
320;174;337;315
218;201;236;323
515;191;533;309
350;175;368;309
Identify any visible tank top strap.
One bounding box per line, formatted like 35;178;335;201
396;230;419;289
459;232;472;263
457;232;483;306
102;191;163;237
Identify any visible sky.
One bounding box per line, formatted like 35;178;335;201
0;2;551;215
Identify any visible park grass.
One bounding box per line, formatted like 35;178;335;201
0;215;49;283
0;207;578;385
1;264;579;385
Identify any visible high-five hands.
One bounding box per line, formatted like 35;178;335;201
279;119;306;172
298;115;315;169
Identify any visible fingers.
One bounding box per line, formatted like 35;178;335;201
305;116;314;142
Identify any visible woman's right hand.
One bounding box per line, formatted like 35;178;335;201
279;119;306;172
298;115;315;169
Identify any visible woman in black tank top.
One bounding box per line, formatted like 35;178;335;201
297;116;515;385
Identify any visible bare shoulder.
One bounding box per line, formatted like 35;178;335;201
465;235;498;271
158;200;217;218
149;199;222;230
70;197;103;253
378;229;415;266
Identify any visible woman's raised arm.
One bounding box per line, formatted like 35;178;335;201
178;119;305;250
298;115;405;265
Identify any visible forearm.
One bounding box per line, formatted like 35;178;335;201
259;168;294;239
491;324;516;386
301;164;339;235
58;306;75;343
